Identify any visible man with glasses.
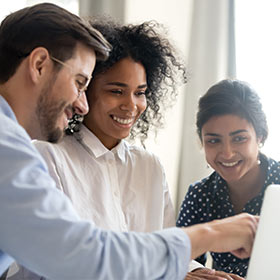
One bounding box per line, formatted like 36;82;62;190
0;3;258;280
50;56;92;99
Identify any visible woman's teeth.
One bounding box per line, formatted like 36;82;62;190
221;161;239;167
113;116;133;124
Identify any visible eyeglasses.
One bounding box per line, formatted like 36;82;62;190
50;56;92;98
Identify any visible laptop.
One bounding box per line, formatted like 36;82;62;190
246;184;280;279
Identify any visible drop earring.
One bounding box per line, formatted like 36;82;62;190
257;152;261;165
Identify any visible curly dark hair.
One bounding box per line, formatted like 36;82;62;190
90;19;187;143
66;18;187;143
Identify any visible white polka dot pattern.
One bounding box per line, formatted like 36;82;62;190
176;154;280;277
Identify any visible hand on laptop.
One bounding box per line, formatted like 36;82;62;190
182;213;259;260
184;268;244;280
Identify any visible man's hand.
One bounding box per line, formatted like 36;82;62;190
182;213;259;259
184;268;244;280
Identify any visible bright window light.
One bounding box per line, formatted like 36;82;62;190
235;0;280;160
0;0;79;22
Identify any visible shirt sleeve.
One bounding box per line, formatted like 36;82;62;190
161;162;176;228
163;189;176;228
0;253;13;277
189;260;204;271
0;121;190;280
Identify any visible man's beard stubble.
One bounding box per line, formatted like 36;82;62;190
35;85;68;143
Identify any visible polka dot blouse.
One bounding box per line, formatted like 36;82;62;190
176;154;280;277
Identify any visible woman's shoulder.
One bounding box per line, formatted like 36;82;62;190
33;139;56;153
263;154;280;185
261;153;280;175
124;141;161;161
265;154;280;168
188;172;217;193
121;142;165;174
32;135;77;159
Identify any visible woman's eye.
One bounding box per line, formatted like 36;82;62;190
234;136;247;142
110;89;122;94
136;91;146;96
206;139;220;144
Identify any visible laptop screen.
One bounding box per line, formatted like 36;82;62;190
246;184;280;280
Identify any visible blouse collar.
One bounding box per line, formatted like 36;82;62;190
75;124;127;163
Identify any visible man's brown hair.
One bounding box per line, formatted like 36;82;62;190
0;3;111;83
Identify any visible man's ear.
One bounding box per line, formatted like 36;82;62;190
28;47;50;84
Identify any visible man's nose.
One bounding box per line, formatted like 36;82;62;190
73;92;89;115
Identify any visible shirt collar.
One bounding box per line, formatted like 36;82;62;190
111;140;127;163
77;124;127;162
0;95;18;122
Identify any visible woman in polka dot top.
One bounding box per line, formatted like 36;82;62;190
177;79;280;278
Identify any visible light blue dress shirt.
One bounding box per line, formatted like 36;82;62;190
0;95;190;280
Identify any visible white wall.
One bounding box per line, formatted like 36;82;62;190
0;1;79;22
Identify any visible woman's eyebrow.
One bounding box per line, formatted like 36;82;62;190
106;82;127;87
138;84;147;89
106;82;147;88
204;133;221;137
229;129;248;136
204;129;248;137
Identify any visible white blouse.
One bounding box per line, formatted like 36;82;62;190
32;124;202;274
33;124;175;232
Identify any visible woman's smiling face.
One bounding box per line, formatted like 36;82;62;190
84;57;147;149
201;114;261;184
